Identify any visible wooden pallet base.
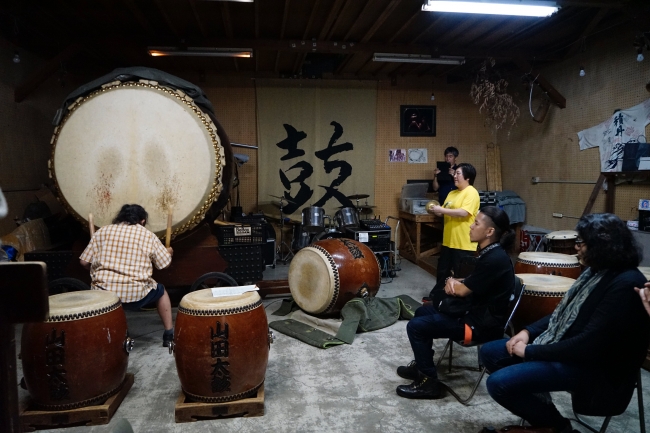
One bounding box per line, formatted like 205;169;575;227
19;373;134;431
175;384;265;423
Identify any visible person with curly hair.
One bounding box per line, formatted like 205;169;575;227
479;213;649;433
80;204;175;347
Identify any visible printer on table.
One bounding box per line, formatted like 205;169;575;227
400;183;430;214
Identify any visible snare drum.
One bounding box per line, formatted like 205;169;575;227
171;290;271;403
50;76;232;238
512;273;575;333
546;230;578;255
301;206;325;233
515;252;581;279
335;207;359;229
21;290;132;409
288;238;381;315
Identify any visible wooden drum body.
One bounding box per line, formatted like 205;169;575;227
288;238;381;316
172;290;270;403
50;78;231;239
546;230;578;255
21;290;131;409
512;273;575;333
515;252;581;279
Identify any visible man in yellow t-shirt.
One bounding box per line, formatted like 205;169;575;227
428;163;480;299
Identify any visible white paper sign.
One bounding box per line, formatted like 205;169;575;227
211;285;259;297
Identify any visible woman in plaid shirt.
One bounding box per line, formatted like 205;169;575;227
80;204;175;347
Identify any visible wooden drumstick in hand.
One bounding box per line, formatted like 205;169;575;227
165;207;173;248
88;213;95;236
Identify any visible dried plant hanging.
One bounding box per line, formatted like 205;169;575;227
470;58;520;131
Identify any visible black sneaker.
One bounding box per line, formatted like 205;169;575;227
162;330;174;347
396;372;444;399
396;360;419;381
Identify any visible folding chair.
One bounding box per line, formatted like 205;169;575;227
435;276;525;405
572;369;646;433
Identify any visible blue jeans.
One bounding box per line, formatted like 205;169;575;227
406;304;465;379
122;284;165;311
481;339;595;429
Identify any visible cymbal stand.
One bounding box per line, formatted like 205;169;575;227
276;198;294;264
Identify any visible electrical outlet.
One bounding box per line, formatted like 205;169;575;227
531;177;541;184
552;213;563;218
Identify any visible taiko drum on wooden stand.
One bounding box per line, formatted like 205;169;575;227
515;251;581;279
21;291;133;410
170;290;272;403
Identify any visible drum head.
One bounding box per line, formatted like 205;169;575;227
639;267;650;281
518;252;579;265
179;289;261;313
47;290;120;321
288;246;336;314
52;83;225;237
546;230;578;240
516;273;575;293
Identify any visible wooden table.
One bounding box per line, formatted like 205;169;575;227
398;211;442;275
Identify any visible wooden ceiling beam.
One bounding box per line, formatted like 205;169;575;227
154;0;182;39
562;8;609;59
342;0;378;41
318;0;346;40
188;0;209;38
513;56;566;108
389;9;420;43
410;16;444;44
326;0;354;40
122;0;155;36
14;43;83;103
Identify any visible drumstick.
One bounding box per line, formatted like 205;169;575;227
165;207;173;248
88;213;95;236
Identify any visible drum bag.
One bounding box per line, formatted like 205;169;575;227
269;295;421;348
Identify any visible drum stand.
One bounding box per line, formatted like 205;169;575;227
276;199;294;264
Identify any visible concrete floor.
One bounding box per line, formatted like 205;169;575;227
14;258;650;433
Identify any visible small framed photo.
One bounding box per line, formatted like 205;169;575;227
400;105;436;137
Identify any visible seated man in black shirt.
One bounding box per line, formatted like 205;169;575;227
395;206;515;399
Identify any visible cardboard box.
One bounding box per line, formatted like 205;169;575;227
400;198;429;214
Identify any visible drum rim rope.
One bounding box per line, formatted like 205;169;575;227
310;244;341;314
49;80;225;240
45;300;122;322
178;299;263;316
183;380;263;404
521;289;570;297
32;374;128;411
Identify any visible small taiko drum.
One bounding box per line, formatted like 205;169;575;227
288;238;381;316
171;290;272;403
512;273;575;333
21;290;132;409
546;230;578;255
515;252;581;279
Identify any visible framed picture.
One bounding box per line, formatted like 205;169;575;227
400;105;436;137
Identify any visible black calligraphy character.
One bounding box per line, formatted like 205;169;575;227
211;340;229;358
210;322;228;340
276;124;307;161
313;121;355;208
614;113;624;138
211;358;231;392
279;161;314;214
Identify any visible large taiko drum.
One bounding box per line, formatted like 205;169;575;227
21;290;132;409
50;76;232;239
546;230;578;255
511;273;575;333
171;290;271;403
515;252;581;279
288;238;381;315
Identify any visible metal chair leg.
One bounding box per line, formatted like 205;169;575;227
637;370;645;433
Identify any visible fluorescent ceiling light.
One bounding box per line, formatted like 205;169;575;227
373;53;465;65
148;47;253;58
422;0;559;17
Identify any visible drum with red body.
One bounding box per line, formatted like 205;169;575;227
511;273;575;333
515;252;581;279
546;230;578;255
171;290;271;403
21;290;132;409
288;238;381;316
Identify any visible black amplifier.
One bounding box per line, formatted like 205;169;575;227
344;227;392;252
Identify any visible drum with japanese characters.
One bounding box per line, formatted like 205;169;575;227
515;252;581;279
171;290;271;402
511;273;575;333
546;230;578;255
50;74;232;239
21;290;132;409
288;238;381;316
